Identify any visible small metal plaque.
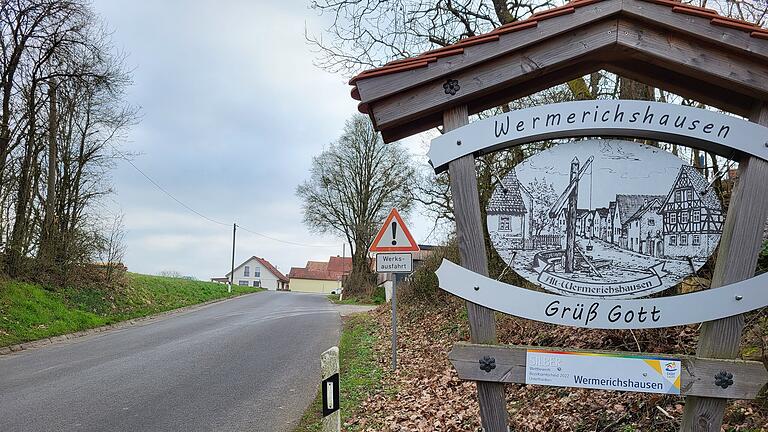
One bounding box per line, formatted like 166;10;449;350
376;253;413;273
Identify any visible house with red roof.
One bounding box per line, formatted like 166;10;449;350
287;256;352;294
212;256;289;291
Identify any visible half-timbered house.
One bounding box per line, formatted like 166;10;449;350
659;165;724;258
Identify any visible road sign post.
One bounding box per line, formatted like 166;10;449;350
391;274;397;370
371;208;420;370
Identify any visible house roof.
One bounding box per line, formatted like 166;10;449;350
350;0;768;90
255;257;289;282
288;256;353;282
226;256;288;282
596;207;610;218
616;194;666;225
349;0;768;142
327;256;353;273
660;165;722;211
487;169;528;215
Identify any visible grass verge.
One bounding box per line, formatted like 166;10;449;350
0;273;262;347
294;313;383;431
327;286;386;306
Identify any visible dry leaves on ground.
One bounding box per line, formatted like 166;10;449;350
344;296;768;431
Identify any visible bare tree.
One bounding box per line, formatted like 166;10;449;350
297;114;416;297
0;0;136;280
307;0;559;76
99;213;126;285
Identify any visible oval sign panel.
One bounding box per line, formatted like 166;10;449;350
488;139;724;298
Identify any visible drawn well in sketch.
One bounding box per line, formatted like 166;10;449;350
487;139;724;298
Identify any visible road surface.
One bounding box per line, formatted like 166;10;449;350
0;292;341;432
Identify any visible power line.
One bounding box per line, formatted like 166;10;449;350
236;224;336;248
110;145;338;249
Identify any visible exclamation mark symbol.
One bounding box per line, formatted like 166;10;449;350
391;222;397;245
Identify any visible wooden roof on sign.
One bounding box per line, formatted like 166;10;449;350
348;0;768;142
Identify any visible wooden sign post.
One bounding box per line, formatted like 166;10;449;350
347;2;768;430
445;106;509;431
680;103;768;430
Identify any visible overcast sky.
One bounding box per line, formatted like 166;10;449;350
91;0;437;279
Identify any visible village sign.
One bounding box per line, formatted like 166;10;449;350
430;100;768;330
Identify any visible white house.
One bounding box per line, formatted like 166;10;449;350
216;256;289;291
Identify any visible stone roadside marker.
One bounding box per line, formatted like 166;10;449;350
321;346;340;432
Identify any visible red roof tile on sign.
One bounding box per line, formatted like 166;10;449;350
349;0;768;103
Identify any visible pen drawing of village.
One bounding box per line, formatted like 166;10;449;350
488;139;724;298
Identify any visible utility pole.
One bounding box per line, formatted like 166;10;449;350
229;223;236;293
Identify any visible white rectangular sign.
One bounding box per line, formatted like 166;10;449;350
525;349;681;395
376;253;412;273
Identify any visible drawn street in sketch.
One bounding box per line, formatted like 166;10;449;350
487;139;724;298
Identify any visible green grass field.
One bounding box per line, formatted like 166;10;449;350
0;273;262;347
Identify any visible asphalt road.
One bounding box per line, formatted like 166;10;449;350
0;291;341;432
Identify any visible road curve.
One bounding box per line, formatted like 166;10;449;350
0;291;340;432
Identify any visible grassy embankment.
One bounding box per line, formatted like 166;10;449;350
327;285;386;305
294;313;386;431
0;273;262;347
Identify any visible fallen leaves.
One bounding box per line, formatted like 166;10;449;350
342;296;768;431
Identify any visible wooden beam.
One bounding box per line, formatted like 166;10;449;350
380;59;605;143
355;0;623;103
623;0;768;62
680;102;768;431
449;343;768;400
372;19;619;132
357;0;768;107
617;19;768;101
603;58;754;118
444;105;508;431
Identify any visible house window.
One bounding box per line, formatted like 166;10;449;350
675;190;682;201
669;213;677;224
680;234;688;246
253;280;261;287
254;267;261;278
669;236;677;246
498;216;511;231
692;210;700;223
692;235;700;246
685;189;693;201
244;266;250;277
680;212;689;224
238;280;248;286
648;218;655;226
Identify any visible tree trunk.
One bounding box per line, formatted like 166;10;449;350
40;80;57;263
7;82;38;277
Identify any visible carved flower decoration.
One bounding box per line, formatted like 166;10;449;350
714;370;733;389
479;355;496;373
443;79;460;95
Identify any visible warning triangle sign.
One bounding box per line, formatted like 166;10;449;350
370;208;420;252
